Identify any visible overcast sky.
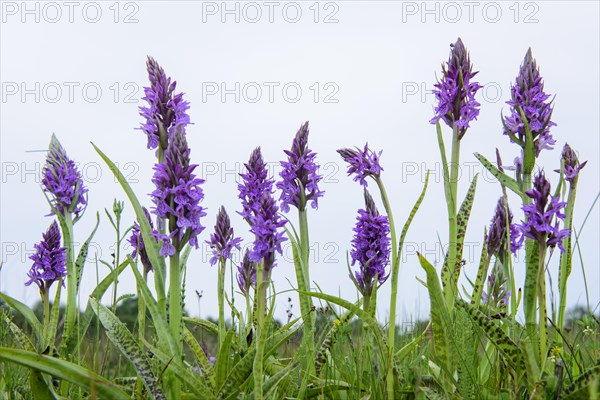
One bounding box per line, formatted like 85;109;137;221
1;1;598;325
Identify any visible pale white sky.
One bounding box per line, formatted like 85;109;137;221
1;1;598;324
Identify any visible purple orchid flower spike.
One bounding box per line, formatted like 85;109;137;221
248;192;287;272
238;147;274;221
206;206;243;266
486;197;522;257
518;171;570;252
128;207;159;274
42;134;87;220
26;221;67;294
350;189;391;297
560;143;587;183
503;48;556;157
277;121;324;212
337;143;383;187
430;38;482;138
236;249;256;295
139;57;191;151
151;126;206;256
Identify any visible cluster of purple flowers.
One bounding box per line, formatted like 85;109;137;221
139;57;190;150
236;250;256;295
238;148;286;271
151;127;206;256
518;171;570;252
561;143;587;183
238;148;274;221
486;197;522;256
277;122;324;212
350;190;391;296
503;49;556;157
42;134;87;219
430;38;482;137
128;207;158;273
337;144;383;187
26;221;67;293
206;206;242;266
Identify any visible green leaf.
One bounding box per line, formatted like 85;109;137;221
474;153;523;198
470;229;490;307
0;347;130;399
442;173;478;301
395;321;430;364
76;258;129;350
217;323;301;400
436;121;451;206
247;362;297;400
30;369;58;400
454;174;478;275
0;293;43;346
315;310;354;376
215;330;234;389
128;258;177;356
563;364;600;399
5;316;35;352
44;282;62;351
183;317;219;336
298;291;389;356
92;143;167;312
75;212;100;291
89;297;166;400
417;253;452;371
456;299;526;373
143;340;215;400
183;327;216;389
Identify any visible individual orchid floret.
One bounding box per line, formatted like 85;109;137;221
518;171;570;251
139;57;191;150
151;126;206;256
236;249;256;295
26;221;67;294
238;147;274;221
206;206;243;266
350;189;391;297
430;38;482;138
337;143;383;187
42;134;87;219
503;48;556;156
248;192;287;271
486;197;522;256
128;207;158;274
561;143;587;183
277;121;324;212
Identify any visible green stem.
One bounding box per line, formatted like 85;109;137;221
253;263;268;400
445;126;461;310
537;242;548;368
375;177;398;399
136;270;148;398
218;258;226;348
168;250;182;398
62;213;76;354
245;291;252;339
558;179;578;332
111;224;120;314
42;289;50;346
298;208;315;370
